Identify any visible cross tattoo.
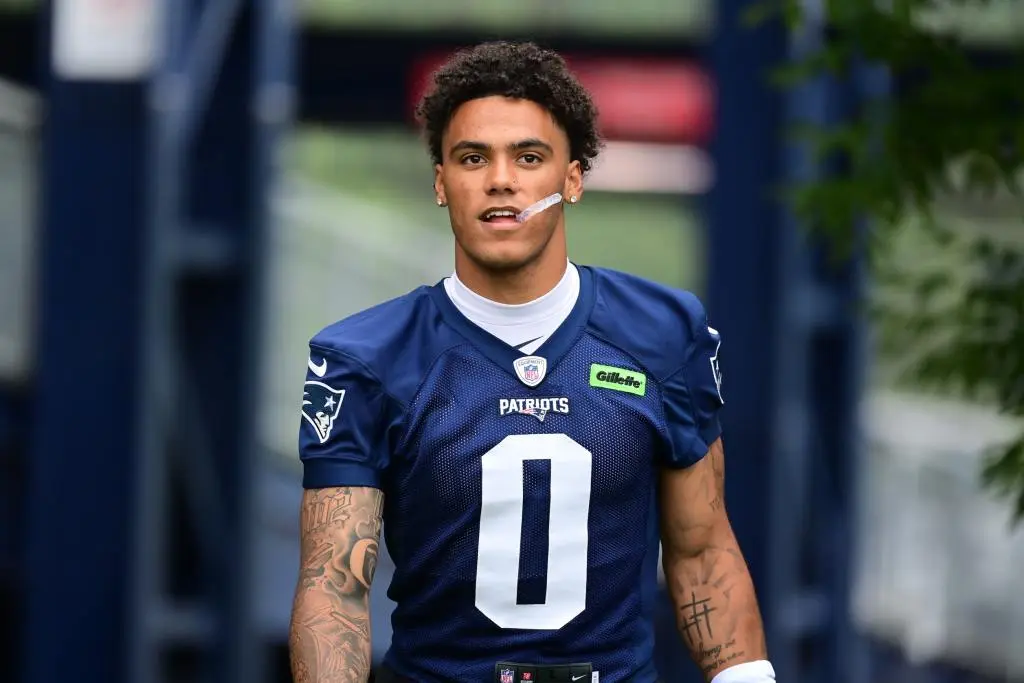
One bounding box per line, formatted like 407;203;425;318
680;591;716;645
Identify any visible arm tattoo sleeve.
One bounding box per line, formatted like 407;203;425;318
289;486;384;683
662;440;768;682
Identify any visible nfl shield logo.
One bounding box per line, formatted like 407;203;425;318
513;354;547;387
500;668;515;683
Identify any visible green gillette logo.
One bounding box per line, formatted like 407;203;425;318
589;364;646;396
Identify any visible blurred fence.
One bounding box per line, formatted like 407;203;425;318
857;390;1024;681
0;78;37;385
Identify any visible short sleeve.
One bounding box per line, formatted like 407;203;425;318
299;343;390;489
660;318;725;468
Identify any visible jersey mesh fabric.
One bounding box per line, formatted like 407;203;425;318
381;332;667;683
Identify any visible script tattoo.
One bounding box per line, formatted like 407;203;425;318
290;487;384;683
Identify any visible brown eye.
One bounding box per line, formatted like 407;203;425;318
462;153;485;165
520;153;542;164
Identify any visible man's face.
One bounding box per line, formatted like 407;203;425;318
434;96;583;273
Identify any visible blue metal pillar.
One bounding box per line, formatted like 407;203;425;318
22;13;148;683
701;1;787;680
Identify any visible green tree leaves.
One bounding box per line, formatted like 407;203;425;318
756;0;1024;520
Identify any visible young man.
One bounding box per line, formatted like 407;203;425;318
289;41;774;683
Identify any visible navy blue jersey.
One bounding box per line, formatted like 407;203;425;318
298;266;724;682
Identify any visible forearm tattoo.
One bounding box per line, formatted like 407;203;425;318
289;487;384;683
665;441;768;681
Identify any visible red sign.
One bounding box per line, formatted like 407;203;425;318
409;52;714;145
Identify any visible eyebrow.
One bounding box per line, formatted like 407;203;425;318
448;138;555;157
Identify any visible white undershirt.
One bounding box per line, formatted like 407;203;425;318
443;261;580;356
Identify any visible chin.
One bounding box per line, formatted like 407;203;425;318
467;245;541;273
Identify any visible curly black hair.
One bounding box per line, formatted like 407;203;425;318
415;41;603;174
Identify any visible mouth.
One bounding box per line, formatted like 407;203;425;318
478;206;522;225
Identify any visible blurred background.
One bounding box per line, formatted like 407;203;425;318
1;0;1023;682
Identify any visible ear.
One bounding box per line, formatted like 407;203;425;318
433;164;446;205
564;160;583;204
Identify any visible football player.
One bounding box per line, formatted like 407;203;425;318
289;41;775;683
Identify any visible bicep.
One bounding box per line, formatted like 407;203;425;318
658;437;727;556
298;486;385;594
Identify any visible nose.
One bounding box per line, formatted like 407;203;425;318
485;156;517;196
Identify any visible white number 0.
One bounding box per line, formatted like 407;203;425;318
475;433;593;630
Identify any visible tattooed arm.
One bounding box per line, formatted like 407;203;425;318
659;437;768;682
289;486;384;683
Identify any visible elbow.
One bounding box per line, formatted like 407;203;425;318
661;525;744;593
288;583;318;632
662;541;708;576
663;518;734;563
289;579;340;632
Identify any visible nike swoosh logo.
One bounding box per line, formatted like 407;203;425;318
571;676;586;681
308;357;327;377
514;336;544;351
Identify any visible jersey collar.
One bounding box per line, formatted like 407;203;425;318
428;264;596;386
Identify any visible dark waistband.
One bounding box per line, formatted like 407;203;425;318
376;661;594;683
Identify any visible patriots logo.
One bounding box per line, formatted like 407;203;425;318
301;381;345;444
519;405;551;422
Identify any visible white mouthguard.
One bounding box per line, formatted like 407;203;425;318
515;193;564;223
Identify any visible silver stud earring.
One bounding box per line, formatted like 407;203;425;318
437;199;445;207
570;195;578;204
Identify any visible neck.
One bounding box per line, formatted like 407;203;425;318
455;231;568;304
